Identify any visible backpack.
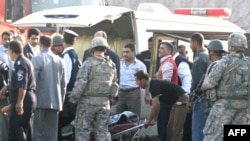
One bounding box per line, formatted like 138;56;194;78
85;56;119;97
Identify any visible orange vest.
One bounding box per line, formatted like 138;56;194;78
157;57;178;84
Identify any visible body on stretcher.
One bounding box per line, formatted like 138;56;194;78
61;111;144;141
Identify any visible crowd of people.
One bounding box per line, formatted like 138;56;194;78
0;27;249;141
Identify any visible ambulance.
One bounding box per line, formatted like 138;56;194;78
12;3;246;75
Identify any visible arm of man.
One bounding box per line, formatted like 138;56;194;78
63;54;72;85
145;96;160;127
60;58;67;103
69;60;90;103
31;57;41;80
16;88;26;115
191;55;210;91
201;60;225;90
178;62;192;93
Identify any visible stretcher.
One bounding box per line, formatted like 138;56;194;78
62;111;144;141
110;123;144;141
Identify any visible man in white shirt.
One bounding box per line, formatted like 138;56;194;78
172;45;192;93
59;29;79;141
172;44;192;141
116;43;147;117
0;31;14;141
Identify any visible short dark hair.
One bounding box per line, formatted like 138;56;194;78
191;32;204;46
1;31;12;39
63;34;74;45
134;70;149;80
124;43;135;52
40;35;51;48
9;41;23;54
178;44;186;49
148;37;153;42
28;28;40;39
160;42;174;53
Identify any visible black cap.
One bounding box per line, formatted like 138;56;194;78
63;29;79;39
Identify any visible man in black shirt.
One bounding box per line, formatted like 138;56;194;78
82;31;120;83
134;70;189;141
136;37;152;72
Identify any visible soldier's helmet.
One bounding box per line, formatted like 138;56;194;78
208;39;225;51
52;35;63;46
91;37;109;49
228;32;247;49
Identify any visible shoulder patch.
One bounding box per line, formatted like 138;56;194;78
17;61;20;65
17;70;24;81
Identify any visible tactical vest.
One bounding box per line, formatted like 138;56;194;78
217;55;250;99
84;56;118;97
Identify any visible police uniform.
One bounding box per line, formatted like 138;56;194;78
59;29;79;141
9;54;36;141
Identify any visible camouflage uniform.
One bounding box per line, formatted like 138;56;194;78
203;39;227;117
201;33;249;141
69;37;118;141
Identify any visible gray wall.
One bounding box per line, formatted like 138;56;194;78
109;0;250;32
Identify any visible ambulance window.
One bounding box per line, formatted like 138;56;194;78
31;0;107;13
6;0;25;22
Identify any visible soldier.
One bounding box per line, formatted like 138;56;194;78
202;39;227;117
51;34;64;56
82;31;120;83
201;33;249;141
69;37;118;141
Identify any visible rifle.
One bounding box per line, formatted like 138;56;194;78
190;74;205;103
191;62;218;103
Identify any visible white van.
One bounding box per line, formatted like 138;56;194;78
13;3;245;67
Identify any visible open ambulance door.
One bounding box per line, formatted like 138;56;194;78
147;30;241;77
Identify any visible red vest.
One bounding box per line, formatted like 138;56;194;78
157;57;178;84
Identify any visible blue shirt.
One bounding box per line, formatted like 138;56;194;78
120;58;147;89
0;45;14;79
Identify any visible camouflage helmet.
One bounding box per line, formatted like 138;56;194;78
208;39;225;51
52;35;63;46
91;37;109;49
227;32;247;49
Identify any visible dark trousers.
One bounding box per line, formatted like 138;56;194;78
182;112;192;141
157;102;172;141
58;93;76;141
10;100;35;141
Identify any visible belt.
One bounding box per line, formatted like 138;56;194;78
175;101;187;106
176;94;189;105
120;87;139;92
